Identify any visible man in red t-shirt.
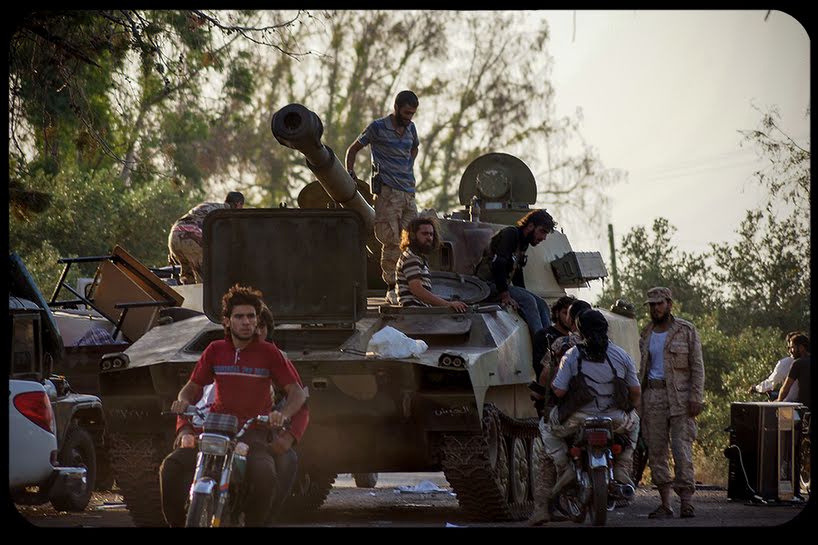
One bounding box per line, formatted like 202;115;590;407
159;284;307;527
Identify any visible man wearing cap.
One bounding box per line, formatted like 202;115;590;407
638;287;705;519
168;191;245;284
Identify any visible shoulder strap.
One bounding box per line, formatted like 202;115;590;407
604;355;622;379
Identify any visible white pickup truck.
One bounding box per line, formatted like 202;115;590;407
9;294;90;510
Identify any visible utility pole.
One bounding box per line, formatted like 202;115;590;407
608;223;621;299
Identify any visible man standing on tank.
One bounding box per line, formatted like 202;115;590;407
638;286;705;519
345;90;420;303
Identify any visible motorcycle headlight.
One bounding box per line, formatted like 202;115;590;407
199;433;230;456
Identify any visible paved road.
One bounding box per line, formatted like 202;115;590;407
12;472;811;528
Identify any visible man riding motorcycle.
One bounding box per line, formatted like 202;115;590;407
529;309;642;525
159;284;308;527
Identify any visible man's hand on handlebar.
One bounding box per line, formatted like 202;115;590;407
170;399;190;414
268;410;290;428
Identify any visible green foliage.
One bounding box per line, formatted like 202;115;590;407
597;217;719;322
711;209;810;335
9;163;201;291
696;326;783;464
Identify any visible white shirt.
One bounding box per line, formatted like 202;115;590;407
754;356;799;401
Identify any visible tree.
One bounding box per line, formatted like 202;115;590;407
596;217;718;323
10;10;624;287
236;11;623;222
710;209;809;335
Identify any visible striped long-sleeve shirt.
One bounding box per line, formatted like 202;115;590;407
395;249;431;307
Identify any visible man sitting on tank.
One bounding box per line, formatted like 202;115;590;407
474;209;556;374
393;216;467;312
529;309;641;525
159;284;308;527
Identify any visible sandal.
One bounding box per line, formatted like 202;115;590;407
680;502;695;518
648;504;674;519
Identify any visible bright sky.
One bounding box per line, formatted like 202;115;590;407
535;10;810;303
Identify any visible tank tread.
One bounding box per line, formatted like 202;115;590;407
108;432;169;527
441;404;539;521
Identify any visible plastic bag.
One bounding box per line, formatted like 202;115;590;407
366;325;428;358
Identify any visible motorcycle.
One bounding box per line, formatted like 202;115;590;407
171;406;287;527
550;416;635;526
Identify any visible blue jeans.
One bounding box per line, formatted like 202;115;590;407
508;285;552;336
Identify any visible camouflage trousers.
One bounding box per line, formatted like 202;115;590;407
168;227;203;284
535;408;639;501
373;184;417;286
641;386;697;500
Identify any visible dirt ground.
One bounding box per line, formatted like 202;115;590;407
12;472;811;528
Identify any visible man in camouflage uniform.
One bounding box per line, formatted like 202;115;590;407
345;90;420;302
638;287;704;519
168;191;244;284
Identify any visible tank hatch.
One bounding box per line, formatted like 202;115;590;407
429;271;490;304
202;208;367;325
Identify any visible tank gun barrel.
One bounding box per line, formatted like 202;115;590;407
271;104;375;230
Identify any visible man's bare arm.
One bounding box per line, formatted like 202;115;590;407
407;278;467;312
345;140;365;174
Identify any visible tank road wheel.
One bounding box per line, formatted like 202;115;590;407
441;404;538;522
277;471;337;520
509;437;530;503
528;436;545;500
108;433;169;526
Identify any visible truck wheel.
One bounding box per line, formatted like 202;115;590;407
353;472;378;488
51;426;96;512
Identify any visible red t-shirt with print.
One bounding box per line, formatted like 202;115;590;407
179;336;307;441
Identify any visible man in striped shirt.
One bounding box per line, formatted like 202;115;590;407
394;217;467;312
346;90;421;301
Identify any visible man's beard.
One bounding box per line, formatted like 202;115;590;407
410;240;433;255
651;309;671;324
524;230;539;246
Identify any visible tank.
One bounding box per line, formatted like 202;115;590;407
98;104;640;525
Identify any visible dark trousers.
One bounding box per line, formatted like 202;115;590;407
268;448;298;522
159;437;278;527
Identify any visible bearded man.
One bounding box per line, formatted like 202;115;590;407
393;216;467;312
638;286;705;519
